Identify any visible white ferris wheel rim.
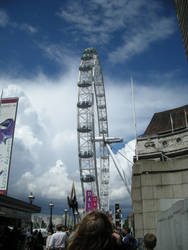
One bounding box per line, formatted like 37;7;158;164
77;48;110;211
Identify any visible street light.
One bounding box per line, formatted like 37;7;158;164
49;201;54;232
28;192;35;234
74;211;79;229
64;208;68;229
28;192;35;204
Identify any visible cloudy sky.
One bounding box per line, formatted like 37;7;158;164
0;0;187;215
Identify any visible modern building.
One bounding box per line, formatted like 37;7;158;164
132;105;188;239
174;0;188;59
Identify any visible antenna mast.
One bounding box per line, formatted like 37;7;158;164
130;77;138;160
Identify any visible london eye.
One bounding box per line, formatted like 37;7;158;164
77;48;129;212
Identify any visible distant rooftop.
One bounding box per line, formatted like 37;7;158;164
143;105;188;136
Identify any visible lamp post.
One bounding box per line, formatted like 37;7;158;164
28;192;35;234
74;211;78;229
64;208;68;230
28;192;35;204
49;201;54;232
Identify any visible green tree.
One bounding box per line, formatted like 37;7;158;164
33;222;40;229
123;217;129;229
41;220;47;228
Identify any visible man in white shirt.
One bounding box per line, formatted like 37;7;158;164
48;224;68;250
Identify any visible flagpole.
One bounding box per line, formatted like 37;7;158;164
0;89;3;114
130;77;138;160
184;109;188;128
170;113;174;132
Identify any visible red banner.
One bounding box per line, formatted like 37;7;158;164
86;190;93;212
92;196;97;209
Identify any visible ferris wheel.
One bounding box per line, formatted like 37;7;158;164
77;48;109;211
77;48;130;212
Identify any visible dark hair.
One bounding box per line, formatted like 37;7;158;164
125;228;131;234
67;210;116;250
56;224;63;231
144;233;157;249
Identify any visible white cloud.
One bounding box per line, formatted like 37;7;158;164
106;76;188;140
57;0;128;44
0;10;9;27
20;23;38;34
57;0;175;62
0;57;187;210
38;44;72;65
16;125;42;149
52;130;77;151
109;140;136;204
14;160;81;200
0;9;37;34
108;17;175;63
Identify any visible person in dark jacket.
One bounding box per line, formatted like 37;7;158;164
122;228;138;250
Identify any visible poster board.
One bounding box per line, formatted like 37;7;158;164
0;98;19;195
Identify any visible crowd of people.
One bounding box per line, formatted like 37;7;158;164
66;210;156;250
26;229;44;250
0;226;46;250
0;225;26;250
0;210;157;250
46;210;157;250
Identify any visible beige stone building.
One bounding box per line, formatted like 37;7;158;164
132;105;188;238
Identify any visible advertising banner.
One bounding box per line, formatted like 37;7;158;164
92;195;97;209
0;98;19;195
86;190;93;212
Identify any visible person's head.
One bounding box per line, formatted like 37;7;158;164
121;228;127;237
143;233;157;250
124;228;131;235
67;210;115;250
108;214;113;223
56;224;63;232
